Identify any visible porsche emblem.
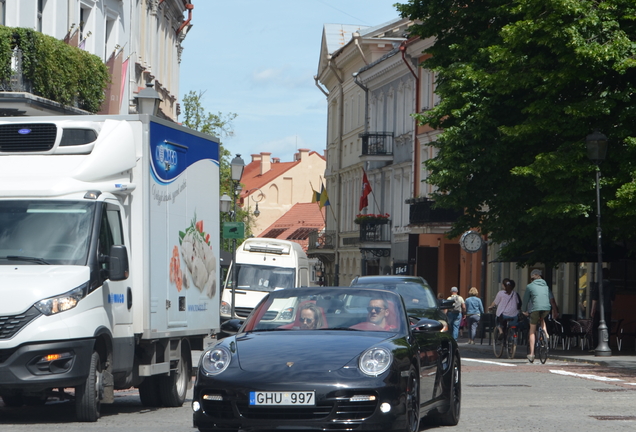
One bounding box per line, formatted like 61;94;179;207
286;362;294;367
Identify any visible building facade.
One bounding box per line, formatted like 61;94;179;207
0;0;192;120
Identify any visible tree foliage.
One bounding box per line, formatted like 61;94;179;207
181;91;252;249
396;0;636;265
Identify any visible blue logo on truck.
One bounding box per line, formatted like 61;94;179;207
108;294;125;304
156;144;178;171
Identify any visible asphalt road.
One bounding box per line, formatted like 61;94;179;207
2;347;635;431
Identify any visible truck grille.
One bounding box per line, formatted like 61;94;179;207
0;123;57;152
0;307;41;339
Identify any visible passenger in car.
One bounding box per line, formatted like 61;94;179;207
299;303;323;330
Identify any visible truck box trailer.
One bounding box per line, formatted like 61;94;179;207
0;114;221;421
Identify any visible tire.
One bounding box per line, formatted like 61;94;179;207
492;327;504;358
506;328;517;359
404;368;420;432
159;347;191;407
538;330;549;364
75;351;102;422
438;353;461;426
1;394;24;407
139;376;163;407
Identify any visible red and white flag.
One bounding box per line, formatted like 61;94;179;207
359;170;372;211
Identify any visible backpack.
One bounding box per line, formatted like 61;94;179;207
451;295;463;312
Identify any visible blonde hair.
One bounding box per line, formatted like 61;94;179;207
468;287;478;296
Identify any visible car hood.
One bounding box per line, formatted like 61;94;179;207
0;266;89;314
235;331;393;373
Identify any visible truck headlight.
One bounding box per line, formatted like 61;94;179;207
34;284;87;316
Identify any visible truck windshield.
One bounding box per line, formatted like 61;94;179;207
236;264;296;292
0;200;95;265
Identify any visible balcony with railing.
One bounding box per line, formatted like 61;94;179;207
359;132;393;162
406;197;463;225
306;230;336;262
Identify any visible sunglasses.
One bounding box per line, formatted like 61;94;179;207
367;306;386;313
300;317;315;323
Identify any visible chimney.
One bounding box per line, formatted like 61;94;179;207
272;157;280;163
251;154;261;162
260;152;271;175
297;148;309;161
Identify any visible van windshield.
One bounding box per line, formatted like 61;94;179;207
0;200;95;265
236;263;296;292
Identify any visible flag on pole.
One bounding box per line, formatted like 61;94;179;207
359;170;372;211
310;182;321;203
319;184;330;209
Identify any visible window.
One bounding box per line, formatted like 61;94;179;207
0;0;5;26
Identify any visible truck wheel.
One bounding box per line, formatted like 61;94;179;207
159;347;191;407
139;376;162;407
76;351;102;422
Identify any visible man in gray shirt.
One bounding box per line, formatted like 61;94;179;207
523;269;551;362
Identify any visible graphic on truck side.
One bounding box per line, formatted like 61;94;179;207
169;214;217;298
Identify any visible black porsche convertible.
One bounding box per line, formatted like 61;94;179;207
192;287;460;432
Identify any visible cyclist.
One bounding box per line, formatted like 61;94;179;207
489;279;521;338
522;269;551;363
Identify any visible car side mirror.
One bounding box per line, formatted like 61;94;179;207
220;319;243;337
439;299;455;310
412;318;444;333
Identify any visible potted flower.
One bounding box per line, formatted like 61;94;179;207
354;213;390;225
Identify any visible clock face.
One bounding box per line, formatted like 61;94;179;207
462;231;482;252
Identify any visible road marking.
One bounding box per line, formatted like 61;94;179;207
550;369;623;382
463;358;516;367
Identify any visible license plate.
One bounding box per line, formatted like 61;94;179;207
249;391;315;406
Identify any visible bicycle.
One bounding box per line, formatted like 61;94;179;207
492;316;518;359
526;315;549;364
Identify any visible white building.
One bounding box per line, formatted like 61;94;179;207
0;0;192;120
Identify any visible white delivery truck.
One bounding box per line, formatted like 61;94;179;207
0;114;221;421
220;238;309;321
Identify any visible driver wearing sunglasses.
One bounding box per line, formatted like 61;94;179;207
299;304;322;329
366;299;390;329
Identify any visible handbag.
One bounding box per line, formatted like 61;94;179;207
460;315;467;327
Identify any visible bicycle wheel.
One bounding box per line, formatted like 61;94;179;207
538;329;549;364
506;328;517;359
492;326;504;358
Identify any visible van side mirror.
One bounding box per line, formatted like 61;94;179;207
109;245;129;281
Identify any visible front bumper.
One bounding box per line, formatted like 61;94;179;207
0;338;94;393
193;373;407;431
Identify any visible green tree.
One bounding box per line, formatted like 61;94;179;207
181;91;251;250
396;0;636;265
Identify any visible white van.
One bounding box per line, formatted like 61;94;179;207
220;238;309;321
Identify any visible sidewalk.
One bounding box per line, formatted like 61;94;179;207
456;334;636;369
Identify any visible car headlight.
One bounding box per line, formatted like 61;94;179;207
200;346;232;375
34;284;87;316
220;301;230;315
359;347;392;376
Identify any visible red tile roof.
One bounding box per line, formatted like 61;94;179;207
259;202;325;252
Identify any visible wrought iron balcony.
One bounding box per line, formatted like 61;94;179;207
307;230;335;250
407;198;462;224
358;220;391;243
360;132;393;161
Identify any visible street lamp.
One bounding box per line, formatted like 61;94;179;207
586;130;611;357
135;82;162;116
230;154;245;320
245;188;265;218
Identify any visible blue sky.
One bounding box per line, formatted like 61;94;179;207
179;0;401;163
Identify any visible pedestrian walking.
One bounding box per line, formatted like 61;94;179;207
446;287;465;340
464;287;484;344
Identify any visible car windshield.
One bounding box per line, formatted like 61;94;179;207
0;200;94;265
243;287;407;334
350;281;438;310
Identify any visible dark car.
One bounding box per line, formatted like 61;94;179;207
351;275;452;326
192;287;460;432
